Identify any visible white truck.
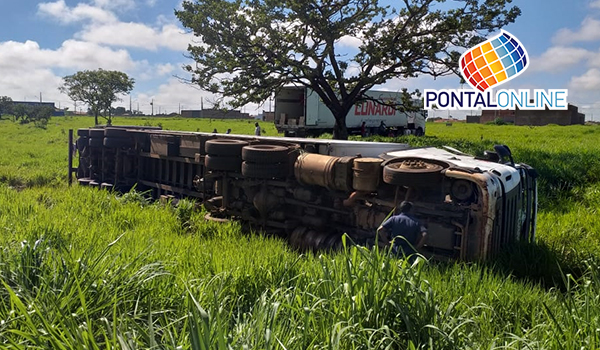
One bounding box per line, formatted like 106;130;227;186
274;86;427;137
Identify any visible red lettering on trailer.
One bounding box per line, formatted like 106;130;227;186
354;100;397;116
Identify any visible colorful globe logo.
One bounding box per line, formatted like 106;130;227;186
460;30;529;92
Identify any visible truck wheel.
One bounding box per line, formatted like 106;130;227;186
89;129;105;138
242;145;289;164
204;154;242;172
88;138;103;148
205;139;248;156
104;127;130;138
383;158;449;186
77;129;89;137
415;127;424;136
242;161;288;179
103;137;134;148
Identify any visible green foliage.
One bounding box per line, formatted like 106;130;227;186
0;95;12;117
59;69;134;125
485;117;512;125
176;0;520;139
11;104;53;128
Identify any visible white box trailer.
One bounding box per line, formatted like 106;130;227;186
274;86;427;137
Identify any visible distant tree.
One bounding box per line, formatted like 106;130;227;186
176;0;520;139
12;104;53;128
12;104;27;122
113;106;127;116
0;96;13;118
59;69;135;125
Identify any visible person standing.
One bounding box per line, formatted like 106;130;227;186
361;121;366;137
254;122;261;136
377;201;427;257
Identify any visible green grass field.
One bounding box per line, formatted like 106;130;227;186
1;116;600;349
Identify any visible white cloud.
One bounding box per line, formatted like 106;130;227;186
529;46;593;72
92;0;136;11
38;0;117;24
0;39;144;106
156;63;176;76
0;40;136;71
338;35;363;49
590;0;600;8
569;68;600;90
79;22;193;51
553;17;600;44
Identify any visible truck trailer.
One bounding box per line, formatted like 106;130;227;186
274;87;427;137
71;126;537;261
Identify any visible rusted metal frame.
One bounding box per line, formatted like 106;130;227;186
138;180;204;198
451;218;469;260
179;162;185;189
222;173;229;209
139;152;202;164
284;197;350;215
187;162;194;189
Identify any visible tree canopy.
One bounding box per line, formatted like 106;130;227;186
0;96;12;118
59;69;135;125
176;0;520;139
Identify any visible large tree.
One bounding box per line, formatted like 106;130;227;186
176;0;520;139
59;69;135;125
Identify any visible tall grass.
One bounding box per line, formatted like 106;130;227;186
2;119;600;348
1;186;599;348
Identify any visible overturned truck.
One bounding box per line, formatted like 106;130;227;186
71;126;538;261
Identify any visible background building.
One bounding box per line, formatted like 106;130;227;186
480;103;585;125
181;108;251;119
12;101;64;116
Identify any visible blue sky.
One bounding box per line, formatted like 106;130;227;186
2;0;600;119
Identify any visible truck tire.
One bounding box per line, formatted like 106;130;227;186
89;129;105;138
204;154;242;172
77;129;89;137
104;127;130;138
242;145;289;164
103;137;134;149
205;139;248;157
88;138;103;148
242;161;288;179
415;127;424;136
383;158;449;186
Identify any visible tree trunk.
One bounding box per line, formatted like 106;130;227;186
94;113;98;125
332;113;349;140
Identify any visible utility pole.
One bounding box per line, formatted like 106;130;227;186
178;103;181;115
129;95;132;114
151;99;154;116
40;92;42;103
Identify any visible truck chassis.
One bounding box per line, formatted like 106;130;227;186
71;126;537;261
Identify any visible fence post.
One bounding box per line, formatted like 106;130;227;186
68;129;73;186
